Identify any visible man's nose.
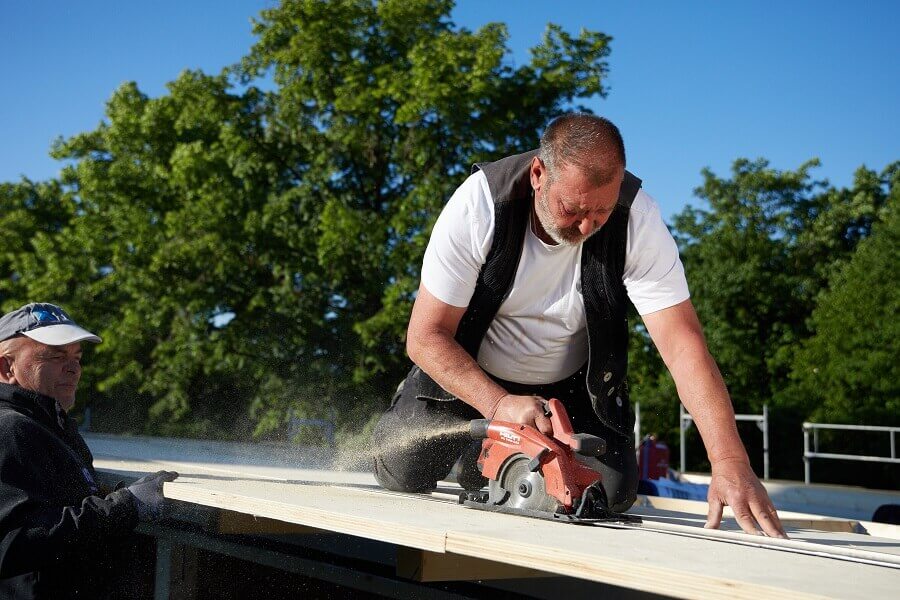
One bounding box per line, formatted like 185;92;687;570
577;218;599;236
65;359;80;373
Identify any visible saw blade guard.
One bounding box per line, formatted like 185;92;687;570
470;399;609;513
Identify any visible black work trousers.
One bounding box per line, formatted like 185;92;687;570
371;365;638;512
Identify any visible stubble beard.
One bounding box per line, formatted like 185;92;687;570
535;190;590;246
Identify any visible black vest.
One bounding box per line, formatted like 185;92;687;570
416;150;642;435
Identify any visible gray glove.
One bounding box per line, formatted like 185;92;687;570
127;470;179;520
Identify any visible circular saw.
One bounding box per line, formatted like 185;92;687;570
459;398;640;524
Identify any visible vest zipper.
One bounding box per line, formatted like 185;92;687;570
582;276;597;405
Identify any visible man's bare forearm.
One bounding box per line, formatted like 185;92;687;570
407;329;507;417
643;301;782;535
643;301;750;466
669;345;749;464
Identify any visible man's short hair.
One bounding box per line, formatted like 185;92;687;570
539;113;626;187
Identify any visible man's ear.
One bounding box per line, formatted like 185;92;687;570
0;355;13;384
530;156;545;191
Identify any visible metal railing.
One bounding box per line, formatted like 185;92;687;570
680;404;769;479
633;402;641;447
803;423;900;484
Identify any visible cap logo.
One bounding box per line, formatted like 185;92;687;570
29;305;73;328
33;308;69;323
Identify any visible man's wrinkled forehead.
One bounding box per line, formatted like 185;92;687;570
32;341;83;356
554;167;624;207
556;191;619;216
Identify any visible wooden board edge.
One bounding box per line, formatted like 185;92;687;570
396;547;549;582
163;482;448;553
444;531;831;600
858;520;900;540
637;495;864;534
217;509;324;535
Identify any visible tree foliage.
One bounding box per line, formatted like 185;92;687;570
1;0;613;439
629;159;897;479
1;2;896;488
789;169;899;425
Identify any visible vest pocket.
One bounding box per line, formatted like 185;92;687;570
588;358;631;435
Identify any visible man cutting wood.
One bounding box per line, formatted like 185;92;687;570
372;113;786;538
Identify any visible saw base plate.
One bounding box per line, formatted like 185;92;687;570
458;492;642;525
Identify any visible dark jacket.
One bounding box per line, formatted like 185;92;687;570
415;150;642;435
0;383;138;599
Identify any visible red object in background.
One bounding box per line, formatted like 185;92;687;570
639;436;670;480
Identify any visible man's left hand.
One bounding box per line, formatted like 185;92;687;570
705;458;787;538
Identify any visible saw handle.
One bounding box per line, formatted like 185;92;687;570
545;398;607;457
469;400;607;457
570;433;606;457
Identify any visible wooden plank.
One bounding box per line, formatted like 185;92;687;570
680;473;900;522
860;520;900;540
97;454;900;565
443;526;898;600
637;494;865;534
160;475;455;554
778;518;860;533
218;509;323;535
92;445;900;600
396;547;547;582
444;529;812;600
156;475;900;598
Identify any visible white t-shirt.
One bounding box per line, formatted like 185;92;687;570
421;170;690;384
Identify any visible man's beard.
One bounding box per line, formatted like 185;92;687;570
535;192;592;246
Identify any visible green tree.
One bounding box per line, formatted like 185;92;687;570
786;169;898;487
673;159;828;414
230;0;614;435
628;159;895;477
0;178;73;306
238;0;613;385
789;167;899;425
28;72;283;437
5;0;616;440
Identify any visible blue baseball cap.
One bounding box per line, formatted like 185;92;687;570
0;303;101;345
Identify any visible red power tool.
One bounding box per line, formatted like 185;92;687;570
459;398;639;523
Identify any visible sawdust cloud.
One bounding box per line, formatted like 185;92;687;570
331;420;471;471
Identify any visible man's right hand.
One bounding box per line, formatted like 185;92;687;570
491;394;553;435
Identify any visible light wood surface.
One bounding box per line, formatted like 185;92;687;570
681;473;900;522
89;436;900;600
636;492;900;538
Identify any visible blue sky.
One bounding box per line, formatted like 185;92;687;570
2;1;897;219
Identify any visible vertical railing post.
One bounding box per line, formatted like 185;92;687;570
891;430;896;460
680;404;686;474
762;404;769;480
634;402;641;449
803;426;811;484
